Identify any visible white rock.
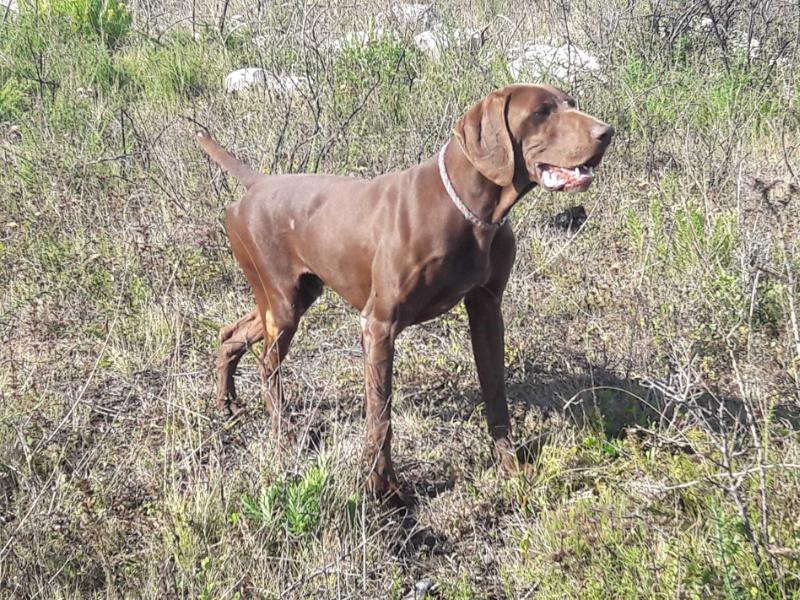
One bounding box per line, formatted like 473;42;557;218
325;30;375;53
389;3;439;30
453;26;486;52
229;14;247;28
323;29;398;54
402;578;436;600
413;29;444;59
75;87;96;100
654;20;670;39
225;68;267;93
506;43;601;82
224;68;309;94
267;74;309;93
413;24;485;60
729;34;761;59
696;16;716;32
691;17;761;59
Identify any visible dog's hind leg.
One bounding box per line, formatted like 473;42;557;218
216;307;263;414
256;273;324;439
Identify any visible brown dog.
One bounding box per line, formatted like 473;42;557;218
198;84;613;499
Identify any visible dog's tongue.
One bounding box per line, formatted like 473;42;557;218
540;165;594;192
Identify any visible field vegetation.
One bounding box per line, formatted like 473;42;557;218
1;0;800;597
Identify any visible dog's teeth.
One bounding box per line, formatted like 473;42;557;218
574;167;581;178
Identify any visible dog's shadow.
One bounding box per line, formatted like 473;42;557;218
375;363;660;559
508;362;655;435
400;355;800;472
505;359;800;465
224;354;800;560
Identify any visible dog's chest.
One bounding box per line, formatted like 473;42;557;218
408;251;490;324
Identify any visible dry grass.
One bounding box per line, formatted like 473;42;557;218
2;0;800;597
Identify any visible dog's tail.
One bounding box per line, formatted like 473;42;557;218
196;131;259;189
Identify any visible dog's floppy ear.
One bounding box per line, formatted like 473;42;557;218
453;90;514;187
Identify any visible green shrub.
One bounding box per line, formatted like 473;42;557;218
46;94;103;148
0;12;129;114
333;32;418;127
624;195;738;276
0;77;30;121
120;37;210;102
40;0;132;48
672;202;738;271
241;461;329;537
620;57;781;139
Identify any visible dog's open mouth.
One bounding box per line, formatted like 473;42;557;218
537;163;595;192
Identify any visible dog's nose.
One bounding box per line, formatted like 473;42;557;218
592;123;614;143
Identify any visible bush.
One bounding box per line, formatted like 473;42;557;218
333;32;419;127
40;0;132;48
241;462;329;537
120;36;210;102
0;77;30;122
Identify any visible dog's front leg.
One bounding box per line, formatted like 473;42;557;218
464;287;518;474
360;316;403;501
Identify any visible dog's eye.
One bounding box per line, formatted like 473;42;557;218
567;99;577;108
534;105;552;117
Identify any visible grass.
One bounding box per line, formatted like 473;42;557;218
1;0;800;597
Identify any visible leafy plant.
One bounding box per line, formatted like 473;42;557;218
241;461;329;537
40;0;132;48
0;77;29;121
120;37;209;102
333;31;418;126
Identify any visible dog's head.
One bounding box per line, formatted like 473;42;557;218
453;84;613;192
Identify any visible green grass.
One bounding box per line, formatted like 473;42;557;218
240;460;329;536
0;76;31;121
40;0;133;48
620;57;782;138
120;35;215;102
500;433;798;598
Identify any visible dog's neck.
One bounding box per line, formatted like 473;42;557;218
444;139;535;229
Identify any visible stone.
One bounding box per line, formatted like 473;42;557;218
228;14;247;29
1;0;18;15
323;29;397;54
506;42;600;82
402;578;436;599
224;68;266;93
413;24;486;60
730;34;761;59
696;16;716;32
389;3;439;30
224;68;309;94
553;205;588;232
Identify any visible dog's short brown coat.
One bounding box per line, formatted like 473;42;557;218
198;83;613;500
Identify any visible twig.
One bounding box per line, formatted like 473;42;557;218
658;463;800;491
218;0;231;37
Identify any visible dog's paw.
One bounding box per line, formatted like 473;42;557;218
494;438;537;478
368;471;410;508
